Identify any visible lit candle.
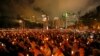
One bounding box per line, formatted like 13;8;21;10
60;43;62;46
12;41;15;45
14;38;16;41
45;38;48;41
1;43;4;46
67;38;68;41
26;54;29;56
71;50;74;56
51;54;54;56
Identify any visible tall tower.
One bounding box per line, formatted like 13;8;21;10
62;11;78;28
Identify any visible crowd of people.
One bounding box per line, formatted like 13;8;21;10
0;29;100;56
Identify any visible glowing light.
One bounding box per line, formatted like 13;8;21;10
12;41;15;45
67;38;69;41
90;35;93;39
29;47;31;50
26;54;29;56
87;41;89;45
14;38;16;41
51;54;54;56
43;17;47;22
65;13;68;17
71;50;74;55
27;37;29;39
97;26;100;29
46;26;49;30
54;17;59;20
40;46;43;50
19;20;22;23
42;41;44;43
1;43;5;46
42;14;46;18
45;38;49;41
60;43;62;46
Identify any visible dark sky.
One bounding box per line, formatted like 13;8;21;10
0;0;100;20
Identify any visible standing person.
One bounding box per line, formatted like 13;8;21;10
71;39;79;56
79;47;84;56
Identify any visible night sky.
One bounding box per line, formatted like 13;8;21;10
0;0;100;17
0;0;100;27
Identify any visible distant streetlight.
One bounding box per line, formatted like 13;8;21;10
54;17;59;29
63;12;69;28
19;20;23;24
41;14;49;30
94;19;97;21
32;16;36;22
19;20;23;28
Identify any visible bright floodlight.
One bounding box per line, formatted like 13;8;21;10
42;14;46;18
62;12;68;18
54;17;59;20
65;12;68;17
